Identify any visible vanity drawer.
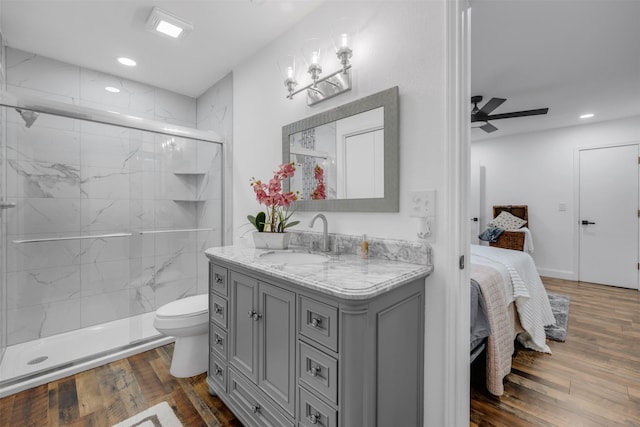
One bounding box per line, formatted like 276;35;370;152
209;352;227;393
210;264;228;297
210;323;227;359
298;342;338;404
228;369;294;427
298;386;337;427
210;294;228;328
299;297;338;352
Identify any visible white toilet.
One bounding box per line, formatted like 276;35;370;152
153;294;209;378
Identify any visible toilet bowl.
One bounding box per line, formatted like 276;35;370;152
153;294;209;378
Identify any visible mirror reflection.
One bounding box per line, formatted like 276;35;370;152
289;106;384;200
282;86;399;212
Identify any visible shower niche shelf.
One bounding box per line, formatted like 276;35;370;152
173;171;207;176
173;199;205;203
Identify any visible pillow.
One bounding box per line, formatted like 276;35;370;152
488;211;527;230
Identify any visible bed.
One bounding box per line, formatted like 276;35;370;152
470;244;555;396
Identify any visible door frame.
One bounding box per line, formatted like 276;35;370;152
573;141;640;284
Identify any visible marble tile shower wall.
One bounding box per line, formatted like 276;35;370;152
3;48;223;345
1;31;7;360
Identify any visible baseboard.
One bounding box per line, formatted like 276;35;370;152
537;268;575;281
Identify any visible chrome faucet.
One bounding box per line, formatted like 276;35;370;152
309;213;330;252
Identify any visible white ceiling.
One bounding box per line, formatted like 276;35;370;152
0;0;638;139
0;0;323;98
471;0;640;140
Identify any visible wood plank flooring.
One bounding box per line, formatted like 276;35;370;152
0;344;241;426
471;277;640;427
2;277;638;426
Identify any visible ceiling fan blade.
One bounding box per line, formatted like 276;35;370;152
487;108;549;120
479;97;506;115
480;122;498;133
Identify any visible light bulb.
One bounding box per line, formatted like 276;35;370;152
287;66;293;79
341;33;348;48
311;51;319;65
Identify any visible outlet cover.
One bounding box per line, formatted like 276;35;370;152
408;189;436;218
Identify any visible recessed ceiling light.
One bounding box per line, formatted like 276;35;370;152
117;57;137;67
146;7;193;40
580;113;594;119
105;86;120;93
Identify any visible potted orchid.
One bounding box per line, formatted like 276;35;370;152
248;162;300;249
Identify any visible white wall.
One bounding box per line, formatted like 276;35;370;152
471;115;640;279
231;1;453;424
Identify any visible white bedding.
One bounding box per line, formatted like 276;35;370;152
470;244;555;353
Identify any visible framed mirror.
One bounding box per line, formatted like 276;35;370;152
282;86;399;212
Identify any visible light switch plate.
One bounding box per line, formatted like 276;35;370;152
408;189;436;218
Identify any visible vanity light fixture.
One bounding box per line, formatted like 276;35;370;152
281;19;355;106
145;7;193;40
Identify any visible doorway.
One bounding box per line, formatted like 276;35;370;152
578;144;639;289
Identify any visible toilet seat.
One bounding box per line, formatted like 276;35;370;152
156;294;208;319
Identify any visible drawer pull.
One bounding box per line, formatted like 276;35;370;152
311;317;322;328
308;413;321;424
214;366;223;377
214;335;223;345
251;404;261;414
215;273;224;284
214;304;223;315
248;310;262;321
309;366;321;377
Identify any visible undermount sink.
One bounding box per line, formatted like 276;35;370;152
257;250;330;265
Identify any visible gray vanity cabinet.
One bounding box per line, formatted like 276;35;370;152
207;259;425;427
228;270;296;417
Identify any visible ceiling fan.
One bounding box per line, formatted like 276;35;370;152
471;95;549;133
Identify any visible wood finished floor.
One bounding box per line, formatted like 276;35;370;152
2;277;639;426
471;277;640;427
0;344;241;427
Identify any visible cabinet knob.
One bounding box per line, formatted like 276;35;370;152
311;317;322;328
215;273;224;284
309;413;321;424
251;404;261;414
214;366;223;376
247;310;262;321
214;304;223;314
215;335;223;345
309;366;321;377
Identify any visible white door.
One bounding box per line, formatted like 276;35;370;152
579;145;639;289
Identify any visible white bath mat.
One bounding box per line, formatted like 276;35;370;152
112;401;183;427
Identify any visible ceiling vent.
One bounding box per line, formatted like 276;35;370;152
145;7;193;40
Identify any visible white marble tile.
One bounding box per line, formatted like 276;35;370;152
81;259;131;297
79;234;131;264
155;171;198;200
196;199;223;229
7;48;80;99
154;200;198;229
7;265;81;310
154;230;198;257
7;299;81;345
6;121;81;164
155;89;196;126
80;69;155;118
7;239;81;272
80;290;132;328
128;256;156;289
80;131;136;169
155;278;197;309
8;198;81;235
6;85;81;132
80;198;130;233
7;159;81;199
154;250;197;286
130;286;154;314
80;165;133;199
155;135;198;173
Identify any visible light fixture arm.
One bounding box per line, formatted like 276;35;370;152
286;64;352;104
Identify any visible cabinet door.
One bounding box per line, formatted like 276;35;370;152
258;281;296;416
230;271;259;383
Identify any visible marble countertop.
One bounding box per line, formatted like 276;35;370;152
205;245;432;300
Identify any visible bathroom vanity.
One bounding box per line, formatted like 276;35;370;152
205;241;431;427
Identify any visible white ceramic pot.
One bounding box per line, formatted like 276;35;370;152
252;231;290;250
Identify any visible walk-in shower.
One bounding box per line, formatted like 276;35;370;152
0;92;224;397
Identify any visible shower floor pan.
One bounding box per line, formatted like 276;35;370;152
0;312;172;398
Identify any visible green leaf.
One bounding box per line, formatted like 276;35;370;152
255;211;266;232
283;220;300;229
